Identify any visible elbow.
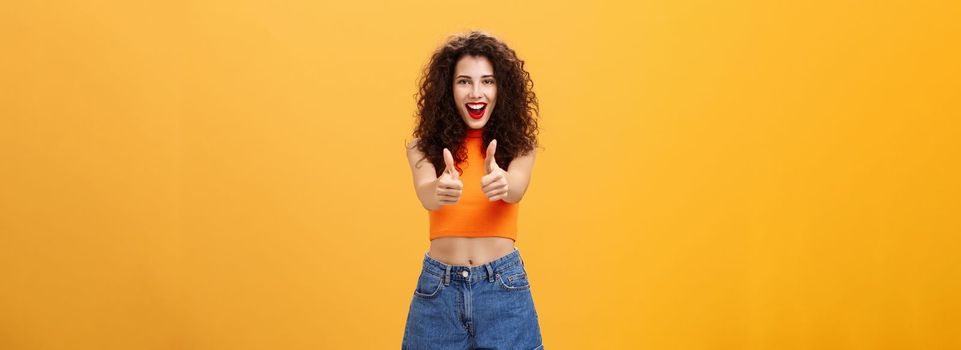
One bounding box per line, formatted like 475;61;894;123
503;193;523;204
421;199;441;211
503;185;528;204
415;181;440;211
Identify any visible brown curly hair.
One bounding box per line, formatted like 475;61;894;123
409;31;540;177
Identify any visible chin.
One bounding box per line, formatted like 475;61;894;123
471;120;488;129
462;116;488;129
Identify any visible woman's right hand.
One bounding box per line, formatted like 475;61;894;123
435;148;463;206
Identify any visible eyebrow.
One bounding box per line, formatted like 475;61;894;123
455;75;495;79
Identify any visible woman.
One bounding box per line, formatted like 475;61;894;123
402;31;544;349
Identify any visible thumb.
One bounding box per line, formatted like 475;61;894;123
485;139;498;173
443;148;458;179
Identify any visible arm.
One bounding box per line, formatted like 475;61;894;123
406;138;441;211
503;148;536;204
481;140;537;204
406;138;463;211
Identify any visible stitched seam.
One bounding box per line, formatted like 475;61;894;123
498;274;530;290
413;274;443;298
420;267;443;277
507;272;527;282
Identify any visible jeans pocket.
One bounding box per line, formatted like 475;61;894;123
413;269;444;299
496;264;531;291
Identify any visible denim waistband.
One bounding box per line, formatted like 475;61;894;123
422;247;524;284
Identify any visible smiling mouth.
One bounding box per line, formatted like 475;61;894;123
466;103;487;119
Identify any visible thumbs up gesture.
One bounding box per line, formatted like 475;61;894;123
435;147;463;206
481;139;509;202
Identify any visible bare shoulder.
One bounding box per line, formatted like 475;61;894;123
507;146;537;172
405;137;437;185
405;137;429;167
405;138;421;158
405;137;419;149
520;146;537;158
514;147;537;162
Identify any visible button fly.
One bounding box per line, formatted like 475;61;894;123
461;271;469;277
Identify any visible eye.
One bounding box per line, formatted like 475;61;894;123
457;79;470;85
483;79;495;85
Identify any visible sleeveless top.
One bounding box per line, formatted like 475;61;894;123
429;128;519;241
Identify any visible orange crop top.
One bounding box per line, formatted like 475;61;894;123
429;128;518;241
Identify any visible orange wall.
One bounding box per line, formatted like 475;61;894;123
1;1;959;349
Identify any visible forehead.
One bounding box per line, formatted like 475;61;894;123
454;55;494;76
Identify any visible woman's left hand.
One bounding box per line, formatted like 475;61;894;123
481;139;509;202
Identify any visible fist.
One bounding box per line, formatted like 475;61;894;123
481;139;509;202
436;147;463;206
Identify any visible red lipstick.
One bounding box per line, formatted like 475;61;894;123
466;102;487;119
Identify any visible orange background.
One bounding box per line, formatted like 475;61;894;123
1;0;959;349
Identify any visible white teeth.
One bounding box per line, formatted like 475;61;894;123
467;104;485;110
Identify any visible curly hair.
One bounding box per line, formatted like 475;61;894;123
409;31;540;177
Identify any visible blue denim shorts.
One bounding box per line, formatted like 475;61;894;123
402;247;544;350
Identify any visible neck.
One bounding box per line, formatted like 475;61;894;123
466;128;484;137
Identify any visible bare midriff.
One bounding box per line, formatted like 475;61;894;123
428;236;515;266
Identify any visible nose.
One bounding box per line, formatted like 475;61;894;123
469;84;482;99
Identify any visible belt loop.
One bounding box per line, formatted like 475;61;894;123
444;265;451;286
486;263;495;283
